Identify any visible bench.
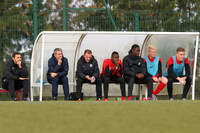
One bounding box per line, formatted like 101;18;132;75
0;88;22;101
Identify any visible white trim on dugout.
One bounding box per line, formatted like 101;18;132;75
192;35;199;100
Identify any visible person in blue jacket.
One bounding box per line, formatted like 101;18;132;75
47;48;69;100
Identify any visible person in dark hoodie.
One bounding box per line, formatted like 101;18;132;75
47;48;69;100
2;52;29;101
76;49;102;101
123;44;153;101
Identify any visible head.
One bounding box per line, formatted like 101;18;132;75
111;51;119;63
130;44;140;56
54;48;63;60
12;52;22;64
176;47;185;62
84;49;92;63
148;45;156;58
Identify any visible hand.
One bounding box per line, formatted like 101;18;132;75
58;59;62;65
136;73;144;79
17;61;22;68
19;77;29;80
85;75;91;80
50;73;58;78
114;60;120;68
91;76;96;83
153;77;159;82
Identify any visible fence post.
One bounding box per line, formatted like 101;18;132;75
33;0;38;40
63;0;67;31
135;12;139;31
102;0;117;31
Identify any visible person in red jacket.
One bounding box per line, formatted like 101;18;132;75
101;51;126;101
144;45;168;100
164;47;191;100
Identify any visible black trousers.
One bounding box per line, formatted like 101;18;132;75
167;76;192;99
102;76;126;98
2;79;29;99
76;77;102;99
125;76;153;98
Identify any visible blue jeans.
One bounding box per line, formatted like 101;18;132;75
48;76;69;98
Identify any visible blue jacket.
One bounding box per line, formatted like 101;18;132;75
47;54;69;80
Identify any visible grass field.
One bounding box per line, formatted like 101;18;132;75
0;100;200;133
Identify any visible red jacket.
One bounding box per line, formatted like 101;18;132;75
101;59;123;77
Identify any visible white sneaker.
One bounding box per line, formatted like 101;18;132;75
169;98;174;101
152;94;158;101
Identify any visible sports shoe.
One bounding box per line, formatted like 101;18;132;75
22;97;30;101
52;97;57;101
152;94;158;101
121;97;126;101
104;98;109;101
97;98;102;101
143;97;152;101
12;97;18;101
77;98;82;101
128;96;134;101
182;98;186;101
169;98;174;101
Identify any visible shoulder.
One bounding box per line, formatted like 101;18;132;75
184;58;190;64
123;55;129;61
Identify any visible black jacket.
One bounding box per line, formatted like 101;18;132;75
2;58;28;80
123;54;147;77
76;55;100;79
47;54;69;79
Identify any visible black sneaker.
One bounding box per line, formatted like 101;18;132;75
64;96;69;101
11;97;18;101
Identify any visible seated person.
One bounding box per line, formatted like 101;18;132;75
101;51;126;101
123;44;153;101
76;49;102;101
47;48;69;100
2;52;29;101
164;47;191;100
144;45;168;99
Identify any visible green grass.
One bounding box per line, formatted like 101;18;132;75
0;100;200;133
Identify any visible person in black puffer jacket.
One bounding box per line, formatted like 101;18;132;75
76;49;102;101
123;44;153;101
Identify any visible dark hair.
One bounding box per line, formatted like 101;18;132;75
12;52;21;58
54;48;62;54
111;51;119;57
176;47;185;52
84;49;92;54
129;44;140;54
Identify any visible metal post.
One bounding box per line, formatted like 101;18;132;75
63;0;67;31
192;35;199;100
33;0;38;40
102;0;117;31
135;12;139;31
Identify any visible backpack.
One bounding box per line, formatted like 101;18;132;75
69;92;83;101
